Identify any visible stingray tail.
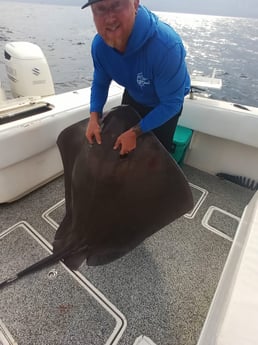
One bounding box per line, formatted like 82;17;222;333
0;247;75;290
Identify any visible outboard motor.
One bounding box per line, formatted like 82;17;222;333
4;42;55;98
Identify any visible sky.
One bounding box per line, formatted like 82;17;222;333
3;0;258;18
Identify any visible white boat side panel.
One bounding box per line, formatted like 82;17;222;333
0;106;87;169
180;96;258;149
0;146;63;203
197;191;258;345
185;131;258;181
0;84;122;169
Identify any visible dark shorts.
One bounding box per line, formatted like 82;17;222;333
121;89;182;152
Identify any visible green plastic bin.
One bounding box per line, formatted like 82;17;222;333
171;125;193;164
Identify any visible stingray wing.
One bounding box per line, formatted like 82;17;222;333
54;105;193;268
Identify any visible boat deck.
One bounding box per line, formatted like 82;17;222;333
0;164;254;345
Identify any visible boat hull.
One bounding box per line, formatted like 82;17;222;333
1;84;258;203
0;84;122;202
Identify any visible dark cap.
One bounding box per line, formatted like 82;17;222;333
81;0;104;9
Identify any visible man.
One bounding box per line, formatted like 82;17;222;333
83;0;190;155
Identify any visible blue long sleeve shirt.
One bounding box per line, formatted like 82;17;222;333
90;5;190;132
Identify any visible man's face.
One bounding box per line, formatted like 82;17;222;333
92;0;139;52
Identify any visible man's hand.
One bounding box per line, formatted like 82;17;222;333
113;123;143;155
85;112;102;144
113;128;137;155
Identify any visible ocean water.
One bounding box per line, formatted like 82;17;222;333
0;1;258;107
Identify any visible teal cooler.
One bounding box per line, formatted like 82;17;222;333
171;125;193;164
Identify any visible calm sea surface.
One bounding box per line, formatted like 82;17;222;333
0;1;258;107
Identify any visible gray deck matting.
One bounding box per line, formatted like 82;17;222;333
0;165;255;345
1;224;116;345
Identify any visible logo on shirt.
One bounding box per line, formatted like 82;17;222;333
137;72;150;88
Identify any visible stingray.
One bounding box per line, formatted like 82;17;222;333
0;105;193;289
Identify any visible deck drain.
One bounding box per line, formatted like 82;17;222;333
48;269;58;280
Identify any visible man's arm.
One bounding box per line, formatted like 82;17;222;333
139;43;190;133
